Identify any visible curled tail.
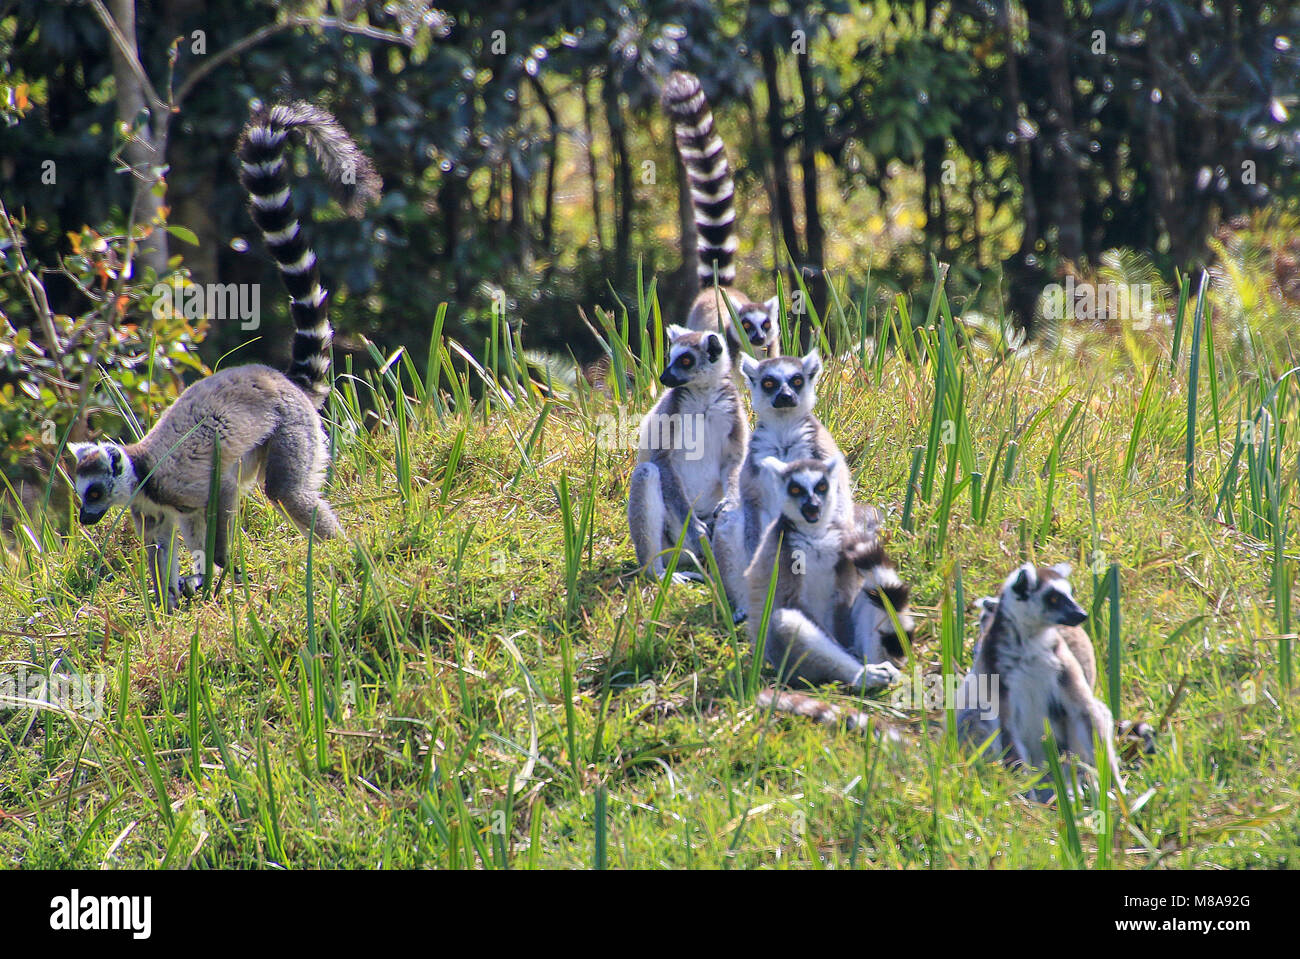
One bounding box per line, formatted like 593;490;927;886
663;71;737;289
846;539;913;661
237;101;381;407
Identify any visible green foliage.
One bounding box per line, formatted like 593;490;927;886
0;214;207;481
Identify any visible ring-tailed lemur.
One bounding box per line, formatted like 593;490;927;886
627;325;748;582
956;564;1124;799
663;71;780;360
743;455;911;694
70;101;380;611
713;349;876;621
960;592;1156;759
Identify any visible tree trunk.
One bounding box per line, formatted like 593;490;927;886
582;73;606;257
510;158;530;269
1037;0;1083;263
760;37;802;274
603;75;633;289
107;0;169;279
1000;0;1043;334
529;75;558;252
796;47;827;322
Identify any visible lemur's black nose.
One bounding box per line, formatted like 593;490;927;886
773;389;797;408
659;368;686;388
79;507;106;527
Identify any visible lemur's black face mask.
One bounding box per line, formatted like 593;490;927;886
660;355;691;388
79;482;109;526
1043;588;1087;627
738;309;772;346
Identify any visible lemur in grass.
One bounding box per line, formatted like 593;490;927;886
70;101;380;611
627;325;748;582
956;564;1125;799
744;455;911;700
712;349;877;622
961;593;1156;761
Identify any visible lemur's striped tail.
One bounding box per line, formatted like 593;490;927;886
663;71;737;289
757;687;873;731
237;101;381;407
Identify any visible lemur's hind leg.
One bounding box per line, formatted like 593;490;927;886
766;608;900;690
628;462;705;583
264;425;340;539
710;502;749;620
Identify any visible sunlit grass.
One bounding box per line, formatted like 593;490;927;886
1;265;1297;869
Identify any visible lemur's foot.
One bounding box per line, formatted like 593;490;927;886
855;661;902;690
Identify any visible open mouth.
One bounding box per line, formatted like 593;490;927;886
800;505;821;522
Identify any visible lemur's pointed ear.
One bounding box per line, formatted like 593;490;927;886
1010;564;1036;600
666;324;690;342
705;332;724;363
802;348;822;382
68;443;103;470
764;295;780;318
740;354;760;384
759;455;787;476
1052;562;1073;579
823;454;840;475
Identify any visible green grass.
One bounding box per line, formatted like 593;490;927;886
1;272;1298;870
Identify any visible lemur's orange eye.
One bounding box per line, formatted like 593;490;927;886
791;375;804;388
680;355;693;368
815;481;828;494
761;378;776;391
787;483;804;497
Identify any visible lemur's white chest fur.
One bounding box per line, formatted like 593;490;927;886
787;526;842;632
750;413;817;463
1000;635;1065;743
672;385;740;515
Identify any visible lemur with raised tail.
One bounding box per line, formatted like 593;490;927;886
958;564;1125;799
713;348;875;621
663;71;780;360
744;455;911;698
70;101;380;611
627;325;748;582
